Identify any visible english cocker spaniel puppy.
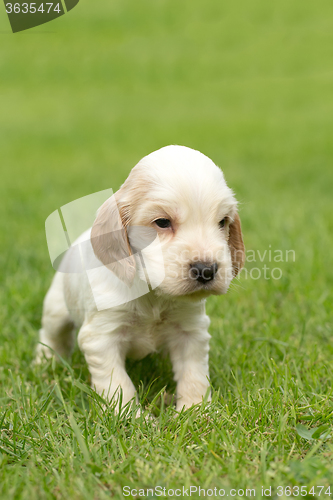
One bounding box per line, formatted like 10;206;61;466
37;145;245;412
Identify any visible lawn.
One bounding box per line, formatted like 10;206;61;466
1;0;333;498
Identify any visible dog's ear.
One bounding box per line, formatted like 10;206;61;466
90;191;136;285
228;213;245;277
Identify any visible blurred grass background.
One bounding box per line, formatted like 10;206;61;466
1;0;333;498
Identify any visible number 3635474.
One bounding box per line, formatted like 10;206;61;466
5;3;61;14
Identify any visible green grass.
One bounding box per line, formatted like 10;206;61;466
1;0;333;498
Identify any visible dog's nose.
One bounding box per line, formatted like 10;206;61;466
190;262;218;284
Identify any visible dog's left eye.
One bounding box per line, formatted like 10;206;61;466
154;218;172;229
219;218;226;229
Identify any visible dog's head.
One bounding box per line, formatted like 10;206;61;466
91;146;245;299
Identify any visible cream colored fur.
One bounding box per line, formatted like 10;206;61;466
37;145;244;412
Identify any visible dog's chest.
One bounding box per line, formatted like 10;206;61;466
125;303;173;359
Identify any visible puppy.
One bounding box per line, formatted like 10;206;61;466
37;146;245;412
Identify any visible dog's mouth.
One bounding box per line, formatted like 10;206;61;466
191;280;227;294
153;263;232;300
175;277;230;301
176;285;225;302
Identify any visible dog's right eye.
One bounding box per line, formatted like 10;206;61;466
154;218;171;229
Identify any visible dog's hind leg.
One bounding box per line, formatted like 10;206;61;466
36;273;76;362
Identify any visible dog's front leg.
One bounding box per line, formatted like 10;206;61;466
167;329;211;411
78;321;136;411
